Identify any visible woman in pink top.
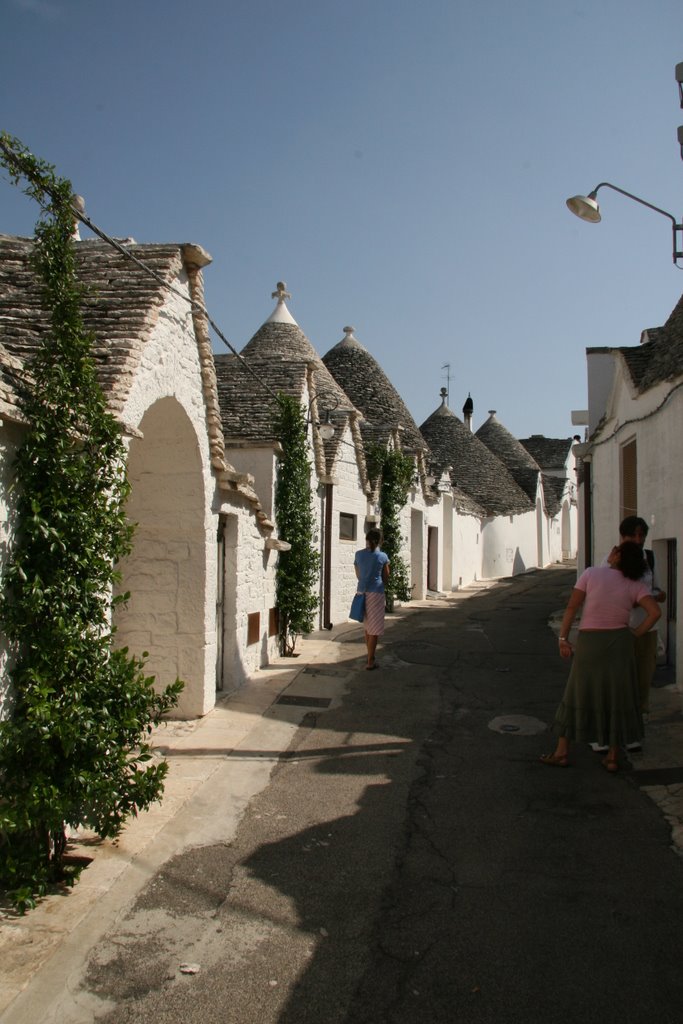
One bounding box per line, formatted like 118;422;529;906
541;542;660;773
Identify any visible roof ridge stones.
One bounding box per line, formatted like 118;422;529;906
419;399;532;516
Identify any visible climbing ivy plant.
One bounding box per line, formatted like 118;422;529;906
0;132;183;911
274;394;320;655
366;443;414;609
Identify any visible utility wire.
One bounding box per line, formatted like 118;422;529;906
73;206;280;404
0;138;280;403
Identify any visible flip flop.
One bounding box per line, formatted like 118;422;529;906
539;753;568;767
601;757;619;773
366;663;379;671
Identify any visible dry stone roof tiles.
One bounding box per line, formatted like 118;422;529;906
475;411;541;502
419;400;532;516
0;340;26;421
216;303;358;476
603;291;683;394
519;435;573;470
322;328;428;454
538;473;566;518
0;235;274;525
518;435;574;517
0;235;195;414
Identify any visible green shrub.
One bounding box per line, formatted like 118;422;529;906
0;133;182;910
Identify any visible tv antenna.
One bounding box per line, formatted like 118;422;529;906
441;363;452;405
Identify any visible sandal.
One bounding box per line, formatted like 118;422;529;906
601;757;619;773
540;753;568;767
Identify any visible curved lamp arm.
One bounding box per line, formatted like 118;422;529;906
566;181;683;265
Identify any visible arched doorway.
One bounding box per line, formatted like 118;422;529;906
115;397;212;718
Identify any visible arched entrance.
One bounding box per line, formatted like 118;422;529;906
114;397;211;718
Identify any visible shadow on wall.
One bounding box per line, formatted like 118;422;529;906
513;547;527;575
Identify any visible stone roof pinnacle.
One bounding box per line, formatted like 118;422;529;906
267;281;297;326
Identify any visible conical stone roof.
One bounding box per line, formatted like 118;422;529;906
519;435;573;470
215;285;356;474
475;410;541;502
322;326;427;453
420;395;532;516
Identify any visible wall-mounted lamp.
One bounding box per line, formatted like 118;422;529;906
566;181;683;265
306;390;340;440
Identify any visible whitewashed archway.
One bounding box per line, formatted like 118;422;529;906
115;397;210;718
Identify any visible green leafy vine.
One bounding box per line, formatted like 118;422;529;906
274;394;320;655
366;443;414;609
0;132;183;911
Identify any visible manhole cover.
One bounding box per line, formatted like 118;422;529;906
393;641;452;666
488;715;547;736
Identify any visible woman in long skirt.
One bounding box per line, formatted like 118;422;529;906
354;528;390;670
541;541;661;772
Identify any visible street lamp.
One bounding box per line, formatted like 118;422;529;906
306;390;340;440
566;182;683;265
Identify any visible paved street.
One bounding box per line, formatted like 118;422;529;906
4;565;683;1024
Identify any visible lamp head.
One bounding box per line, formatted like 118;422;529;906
566;192;601;223
318;409;335;440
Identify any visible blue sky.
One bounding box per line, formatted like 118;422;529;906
2;0;683;440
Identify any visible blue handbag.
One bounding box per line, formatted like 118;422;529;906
349;554;381;621
349;592;366;622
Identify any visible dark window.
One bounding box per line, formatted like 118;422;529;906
339;512;357;541
247;612;260;646
269;607;279;637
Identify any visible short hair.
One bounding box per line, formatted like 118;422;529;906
619;515;648;539
365;528;382;547
616;540;647;581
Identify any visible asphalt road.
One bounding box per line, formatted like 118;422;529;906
37;567;683;1023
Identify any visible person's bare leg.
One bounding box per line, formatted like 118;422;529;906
602;744;620;772
366;633;378;668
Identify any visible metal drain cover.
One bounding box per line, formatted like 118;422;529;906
276;695;332;708
488;714;547;736
392;641;452;666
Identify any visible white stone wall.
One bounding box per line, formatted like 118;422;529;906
227;446;276;520
118;280;219;718
406;493;425;600
587;350;619;435
546;509;564;564
480;509;538;579
215;497;279;687
327;423;368;626
588;369;683;685
451;509;483;587
441;492;454;591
